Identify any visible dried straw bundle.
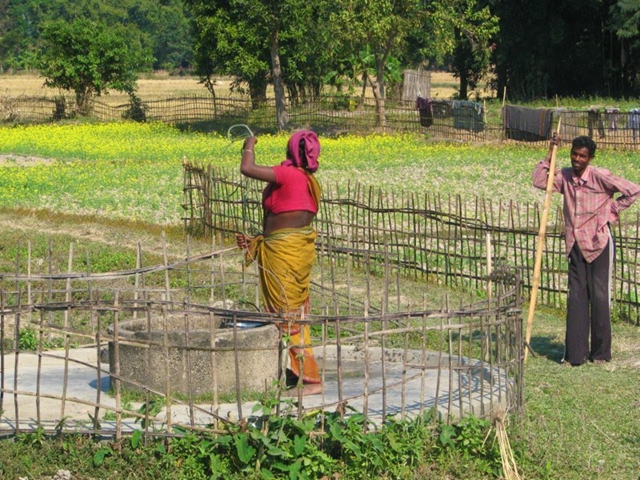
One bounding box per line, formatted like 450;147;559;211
494;412;522;480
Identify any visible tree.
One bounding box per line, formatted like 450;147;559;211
126;0;193;71
185;0;333;130
185;1;272;108
0;0;192;73
330;0;498;127
488;0;629;100
609;0;640;96
449;1;498;100
187;1;303;130
39;19;151;114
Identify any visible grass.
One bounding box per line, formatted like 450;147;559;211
1;123;639;229
516;306;640;479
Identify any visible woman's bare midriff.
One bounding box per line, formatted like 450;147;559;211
264;210;315;236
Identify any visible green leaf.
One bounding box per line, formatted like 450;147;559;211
261;468;277;479
293;434;306;456
386;432;402;452
439;424;456;448
93;447;111;467
288;459;302;480
130;429;142;449
329;421;345;441
267;446;289;458
234;434;256;464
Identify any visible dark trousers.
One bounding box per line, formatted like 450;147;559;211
564;240;613;365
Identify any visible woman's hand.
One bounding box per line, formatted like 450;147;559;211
235;233;250;250
243;136;258;152
239;135;276;183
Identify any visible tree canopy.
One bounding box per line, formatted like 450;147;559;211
0;0;191;72
4;0;640;101
39;19;151;114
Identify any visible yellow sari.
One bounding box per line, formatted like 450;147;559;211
244;226;321;384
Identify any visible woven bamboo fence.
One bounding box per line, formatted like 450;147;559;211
182;164;640;324
5;93;640;150
0;232;523;438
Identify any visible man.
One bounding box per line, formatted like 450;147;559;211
533;135;640;366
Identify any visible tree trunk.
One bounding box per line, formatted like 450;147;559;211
270;29;289;131
75;87;92;116
371;57;387;129
249;78;268;110
459;70;469;100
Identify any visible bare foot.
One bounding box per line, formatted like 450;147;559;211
283;384;322;396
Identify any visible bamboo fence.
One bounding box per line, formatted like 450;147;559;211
0;232;523;438
183;164;640;324
4;93;640;150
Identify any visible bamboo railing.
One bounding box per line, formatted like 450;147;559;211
0;232;523;438
183;164;640;324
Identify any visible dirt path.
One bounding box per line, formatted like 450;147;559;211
0;207;228;260
0;154;55;166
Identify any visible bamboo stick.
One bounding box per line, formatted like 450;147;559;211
525;120;561;362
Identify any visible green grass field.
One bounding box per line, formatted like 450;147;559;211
1;123;639;479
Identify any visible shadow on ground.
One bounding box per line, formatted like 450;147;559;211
529;335;564;363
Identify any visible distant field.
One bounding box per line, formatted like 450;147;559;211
0;72;233;104
0;71;468;104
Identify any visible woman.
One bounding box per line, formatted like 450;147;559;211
235;130;322;396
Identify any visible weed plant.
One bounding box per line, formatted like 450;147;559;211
0;401;505;479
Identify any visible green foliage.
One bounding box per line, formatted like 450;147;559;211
135;398;166;429
18;327;39;351
38;18;152;114
16;427;47;447
184;0;271;105
490;0;640;99
0;0;191;73
93;445;114;467
1;406;509;478
122;93;148;123
435;415;502;476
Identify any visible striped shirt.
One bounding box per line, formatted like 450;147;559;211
533;160;640;262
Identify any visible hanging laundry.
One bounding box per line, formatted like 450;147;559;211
588;108;606;138
605;108;621;131
628;109;640;141
503;105;553;141
452;100;484;132
415;96;433;127
430;100;453;119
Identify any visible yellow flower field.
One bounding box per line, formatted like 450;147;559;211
1;122;639;225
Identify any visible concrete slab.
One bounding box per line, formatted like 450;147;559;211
1;346;511;433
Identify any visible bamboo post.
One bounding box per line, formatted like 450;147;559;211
501;87;507;141
524;120;562;362
486;233;493;301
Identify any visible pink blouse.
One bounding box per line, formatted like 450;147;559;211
262;165;318;214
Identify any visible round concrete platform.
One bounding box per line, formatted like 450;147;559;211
1;346;511;433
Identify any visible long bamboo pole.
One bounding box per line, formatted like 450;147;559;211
524;119;562;362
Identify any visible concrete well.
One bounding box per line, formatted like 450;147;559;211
108;314;280;397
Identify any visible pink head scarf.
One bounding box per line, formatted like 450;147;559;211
281;130;320;173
